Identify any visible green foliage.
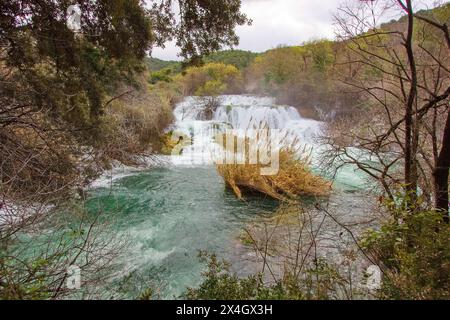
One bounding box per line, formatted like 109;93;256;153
196;79;227;96
0;0;251;198
149;68;173;84
182;251;351;300
145;57;183;84
0;252;52;300
361;204;450;300
204;50;259;70
163;0;251;59
182;62;243;96
145;57;182;73
245;41;354;119
249;46;305;87
248;41;334;90
1;0;153;129
308;40;335;72
182;252;305;300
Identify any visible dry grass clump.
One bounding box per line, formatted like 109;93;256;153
101;86;175;163
216;133;331;201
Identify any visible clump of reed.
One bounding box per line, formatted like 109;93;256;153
215;132;331;202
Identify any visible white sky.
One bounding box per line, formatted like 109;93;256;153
151;0;442;61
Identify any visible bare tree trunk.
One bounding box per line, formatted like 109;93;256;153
403;0;418;202
409;0;450;222
433;109;450;223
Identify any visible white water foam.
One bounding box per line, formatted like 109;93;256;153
170;95;323;166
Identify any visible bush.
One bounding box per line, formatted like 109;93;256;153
362;205;450;299
182;63;243;96
183;252;305;300
183;251;351;300
149;68;173;84
97;82;178;164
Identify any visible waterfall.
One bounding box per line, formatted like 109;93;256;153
84;95;371;299
170;95;323;166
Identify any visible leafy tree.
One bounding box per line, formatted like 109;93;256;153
145;57;182;73
248;46;305;87
1;0;152;141
149;69;173;84
204;50;258;69
149;0;251;62
182;62;242;96
308;40;335;72
182;251;351;300
0;0;250;299
0;0;249;195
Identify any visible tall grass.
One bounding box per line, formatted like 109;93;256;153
216;133;331;201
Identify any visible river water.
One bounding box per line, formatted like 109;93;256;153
86;95;369;299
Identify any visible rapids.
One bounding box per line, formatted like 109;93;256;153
86;95;369;298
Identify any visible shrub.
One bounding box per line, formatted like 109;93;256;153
98;84;175;164
183;252;305;300
182;63;243;96
149;68;173;84
361;205;450;299
183;251;350;300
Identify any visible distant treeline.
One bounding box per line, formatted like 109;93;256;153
148;43;357;120
147;2;449;122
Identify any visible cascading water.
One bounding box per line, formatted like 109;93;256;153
170;95;323;166
86;95;370;299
